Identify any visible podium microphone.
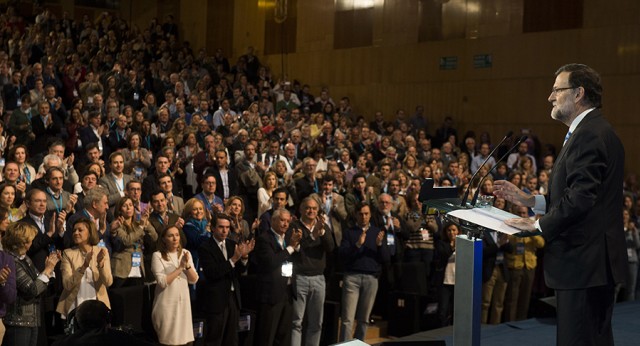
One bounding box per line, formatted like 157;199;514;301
460;130;514;207
470;135;528;206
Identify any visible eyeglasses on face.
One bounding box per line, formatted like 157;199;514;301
550;86;576;95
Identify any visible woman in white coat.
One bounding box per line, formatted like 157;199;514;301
151;226;199;345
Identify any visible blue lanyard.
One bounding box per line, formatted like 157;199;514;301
145;136;151;148
155;213;165;225
46;188;63;213
113;175;124;191
202;195;214;213
23;167;31;184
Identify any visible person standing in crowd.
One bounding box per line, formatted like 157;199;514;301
2;222;59;346
294;158;319;206
253;208;302;346
198;213;254;346
65;186;113;252
157;173;185;215
339;202;389;342
8;94;35;147
619;209;640;301
290;197;335;346
257;187;290;236
503;205;544;322
109;196;149;288
20;188;65;272
495;64;627;345
344;173;378;220
152;226;199;346
99;152;133;207
182;198;211;278
481;226;511;325
31;100;62;157
224;196;258;243
121;133;152;181
57;219;112;320
433;222;459;327
0;219;17;344
310;174;347;247
194;173;224;217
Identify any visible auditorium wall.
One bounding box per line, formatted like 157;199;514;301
228;0;640;174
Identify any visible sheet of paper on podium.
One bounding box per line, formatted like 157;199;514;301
448;207;524;235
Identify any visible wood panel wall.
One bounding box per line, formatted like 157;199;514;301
228;0;640;174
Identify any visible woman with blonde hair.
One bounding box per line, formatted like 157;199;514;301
182;198;211;276
167;118;188;148
257;171;278;217
57;219;112;319
2;223;59;346
121;132;152;180
243;101;262;129
110;196;149;288
225;196;258;243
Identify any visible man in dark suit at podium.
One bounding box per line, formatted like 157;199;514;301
495;64;627;346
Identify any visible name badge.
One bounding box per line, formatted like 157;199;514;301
421;229;430;241
386;233;395;246
628;248;635;259
281;262;293;277
496;252;504;264
73;89;79;97
17;99;22;107
134;167;143;179
133;92;139;101
132;251;142;267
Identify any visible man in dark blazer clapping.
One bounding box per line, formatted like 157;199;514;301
253;209;302;346
197;213;254;346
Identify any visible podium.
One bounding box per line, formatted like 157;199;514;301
419;179;521;346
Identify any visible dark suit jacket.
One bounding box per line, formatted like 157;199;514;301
253;228;296;305
540;109;627;289
294;176;318;207
197;237;245;314
145;212;181;260
31;115;62;156
210;168;239;200
21;213;63;272
78;126;111;160
141;173;183;203
108;129;128;152
371;210;410;260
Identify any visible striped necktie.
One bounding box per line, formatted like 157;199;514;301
563;131;572;146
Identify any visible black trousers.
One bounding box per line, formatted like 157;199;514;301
255;292;292;346
555;284;615;346
204;290;240;346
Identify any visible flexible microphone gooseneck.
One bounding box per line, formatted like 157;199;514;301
470;135;528;207
459;130;514;207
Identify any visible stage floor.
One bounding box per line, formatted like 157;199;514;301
395;300;640;345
